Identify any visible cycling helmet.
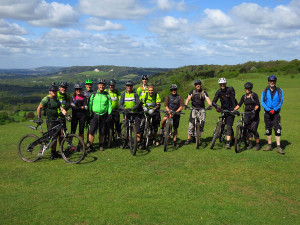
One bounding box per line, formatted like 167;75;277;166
218;78;227;84
59;81;68;88
98;79;106;84
125;81;133;86
268;75;277;81
49;84;58;91
169;84;178;90
194;79;202;85
74;83;82;89
244;82;253;90
108;79;116;86
141;74;149;80
85;79;93;84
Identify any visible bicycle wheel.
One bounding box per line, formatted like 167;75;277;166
144;120;151;148
18;134;42;162
107;126;113;148
196;122;201;149
235;124;243;153
129;124;137;156
60;134;86;164
120;121;127;148
210;121;222;149
164;123;171;152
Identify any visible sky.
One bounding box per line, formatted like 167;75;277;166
0;0;299;69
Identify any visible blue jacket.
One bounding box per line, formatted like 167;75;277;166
261;87;283;111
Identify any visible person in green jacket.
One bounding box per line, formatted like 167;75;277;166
106;79;122;137
137;74;149;98
119;81;142;145
140;85;161;145
88;79;112;151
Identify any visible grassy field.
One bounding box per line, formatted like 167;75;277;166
1;74;299;224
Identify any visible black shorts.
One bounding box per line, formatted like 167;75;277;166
148;111;161;132
225;114;235;136
89;113;108;135
164;113;180;129
264;111;281;132
246;118;260;139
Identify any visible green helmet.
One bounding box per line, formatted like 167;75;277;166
85;79;93;84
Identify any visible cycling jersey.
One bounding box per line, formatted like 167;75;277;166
189;89;208;108
140;92;161;109
89;91;112;116
261;86;283;112
137;85;148;98
105;89;121;110
57;92;70;116
40;96;61;122
165;94;184;111
83;89;94;102
119;92;140;111
213;87;236;111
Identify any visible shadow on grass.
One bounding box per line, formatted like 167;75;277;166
80;155;98;164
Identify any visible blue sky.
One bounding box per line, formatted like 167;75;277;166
0;0;299;68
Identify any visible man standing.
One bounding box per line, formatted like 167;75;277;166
83;79;94;102
261;75;284;154
88;79;112;151
106;79;122;138
137;74;149;98
36;84;70;159
140;86;161;145
184;80;212;145
212;78;237;149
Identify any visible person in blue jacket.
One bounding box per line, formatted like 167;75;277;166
261;75;284;154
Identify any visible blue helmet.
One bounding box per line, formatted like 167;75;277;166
268;75;277;81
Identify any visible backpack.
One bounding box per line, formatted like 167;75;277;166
43;96;51;116
263;87;282;107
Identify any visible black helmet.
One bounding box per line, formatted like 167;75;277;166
74;83;82;89
141;74;149;80
268;75;277;81
194;79;202;85
108;79;116;86
59;81;68;88
169;84;178;90
125;81;133;86
49;84;58;91
244;82;253;90
98;79;106;84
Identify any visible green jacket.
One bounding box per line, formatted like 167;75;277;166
89;91;112;116
57;92;70;116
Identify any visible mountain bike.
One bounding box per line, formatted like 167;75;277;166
160;110;184;152
140;110;158;148
187;106;211;149
105;111;121;148
234;111;253;153
18;119;86;164
120;111;140;156
210;109;237;150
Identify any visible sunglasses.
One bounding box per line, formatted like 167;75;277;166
170;89;177;91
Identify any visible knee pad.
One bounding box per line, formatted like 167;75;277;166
265;129;272;135
275;128;281;136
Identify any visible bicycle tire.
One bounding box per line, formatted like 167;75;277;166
235;124;243;153
119;121;127;148
18;134;42;162
107;127;113;148
144;120;151;148
210;121;222;149
196;122;201;149
164;123;171;152
60;134;86;164
129;124;137;156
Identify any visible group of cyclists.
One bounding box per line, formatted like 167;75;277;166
36;74;284;159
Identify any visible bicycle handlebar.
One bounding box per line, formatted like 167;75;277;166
159;110;185;115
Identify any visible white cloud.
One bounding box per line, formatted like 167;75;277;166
202;9;232;27
150;16;188;33
0;19;28;35
0;0;79;27
85;17;124;31
156;0;187;11
79;0;150;20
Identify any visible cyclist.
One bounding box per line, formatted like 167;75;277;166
83;79;94;101
70;84;88;143
140;85;162;145
212;78;237;149
106;78;122;138
119;81;142;146
261;75;284;154
36;84;71;159
184;79;212;145
88;79;112;151
160;84;184;147
137;74;149;98
234;82;261;150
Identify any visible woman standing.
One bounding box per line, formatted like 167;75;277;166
70;83;88;142
234;82;261;150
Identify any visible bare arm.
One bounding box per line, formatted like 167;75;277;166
37;104;43;117
185;95;192;106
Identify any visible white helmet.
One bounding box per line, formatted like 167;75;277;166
218;78;227;84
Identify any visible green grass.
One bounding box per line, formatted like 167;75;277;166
1;74;299;224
